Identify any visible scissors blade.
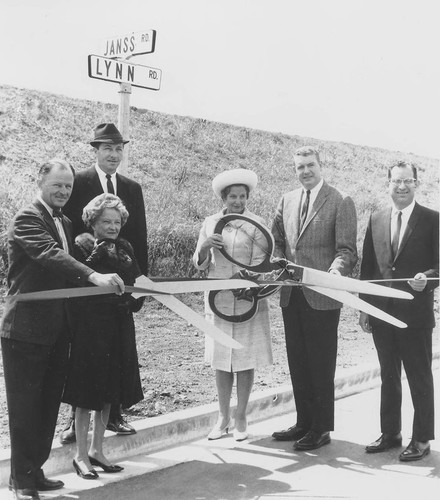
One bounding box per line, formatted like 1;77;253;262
134;276;259;295
136;276;243;350
307;285;407;329
7;286;120;302
6;285;175;302
301;267;413;300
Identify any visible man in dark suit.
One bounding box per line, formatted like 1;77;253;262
359;160;439;461
1;159;124;500
61;123;148;440
271;146;358;450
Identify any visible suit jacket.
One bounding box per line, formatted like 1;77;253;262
360;202;439;328
64;167;148;275
272;181;358;309
0;200;94;345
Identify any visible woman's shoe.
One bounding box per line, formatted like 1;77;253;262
73;459;99;480
233;421;248;442
207;419;231;440
89;456;124;473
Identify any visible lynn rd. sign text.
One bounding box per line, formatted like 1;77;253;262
88;55;162;91
103;30;156;58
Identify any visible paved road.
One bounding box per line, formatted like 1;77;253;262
24;375;438;500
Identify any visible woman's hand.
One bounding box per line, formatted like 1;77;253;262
201;234;224;251
197;234;224;265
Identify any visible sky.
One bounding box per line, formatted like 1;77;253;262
2;0;439;158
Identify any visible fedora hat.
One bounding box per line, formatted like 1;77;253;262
90;123;129;148
212;168;258;198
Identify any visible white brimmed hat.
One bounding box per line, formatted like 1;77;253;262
212;169;258;198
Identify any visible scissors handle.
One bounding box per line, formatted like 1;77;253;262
213;214;276;273
208;289;260;323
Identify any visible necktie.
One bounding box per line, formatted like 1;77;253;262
300;190;311;230
53;210;69;252
106;174;115;194
391;210;402;258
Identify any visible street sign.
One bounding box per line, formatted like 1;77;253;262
103;30;156;58
88;55;162;90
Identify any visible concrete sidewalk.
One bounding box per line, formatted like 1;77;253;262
0;354;439;498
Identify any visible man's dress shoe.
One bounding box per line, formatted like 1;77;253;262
11;488;40;500
59;418;76;445
35;476;64;491
106;417;136;435
294;430;331;450
33;470;64;491
272;425;308;441
365;433;402;453
399;440;430;462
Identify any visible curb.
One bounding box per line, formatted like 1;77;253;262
0;351;438;486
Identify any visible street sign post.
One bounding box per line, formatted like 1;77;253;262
103;30;156;58
88;28;161;173
88;54;162;90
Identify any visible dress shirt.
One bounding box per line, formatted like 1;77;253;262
391;200;415;248
95;164;117;195
38;196;69;252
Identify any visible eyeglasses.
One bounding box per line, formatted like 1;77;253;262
389;178;416;186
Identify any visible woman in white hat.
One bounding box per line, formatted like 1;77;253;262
193;169;273;441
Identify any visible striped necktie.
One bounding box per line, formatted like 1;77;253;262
300;190;311;231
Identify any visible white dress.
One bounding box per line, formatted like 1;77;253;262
193;209;273;372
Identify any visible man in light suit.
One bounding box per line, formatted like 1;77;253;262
359;160;439;461
271;146;357;450
1;159;124;500
61;123;148;440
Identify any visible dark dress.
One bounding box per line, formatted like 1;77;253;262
63;234;144;411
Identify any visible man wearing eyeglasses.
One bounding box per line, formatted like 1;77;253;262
359;160;439;461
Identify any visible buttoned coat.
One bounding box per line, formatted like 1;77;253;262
1;200;94;345
272;181;358;309
63;166;148;275
193;209;273;372
360;202;439;328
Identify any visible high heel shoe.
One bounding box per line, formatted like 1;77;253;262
89;455;124;473
233;421;248;442
207;419;231;440
73;459;99;480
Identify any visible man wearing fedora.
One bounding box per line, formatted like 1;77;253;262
61;123;148;442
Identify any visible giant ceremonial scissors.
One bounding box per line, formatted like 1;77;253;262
207;213;414;328
6;277;261;350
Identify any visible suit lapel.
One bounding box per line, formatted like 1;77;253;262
89;168;104;194
298;182;329;237
371;207;393;266
115;173;127;198
395;203;420;260
34;200;64;248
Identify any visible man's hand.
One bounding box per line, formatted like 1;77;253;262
328;268;341;276
359;311;372;333
88;272;125;295
407;272;427;292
